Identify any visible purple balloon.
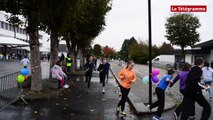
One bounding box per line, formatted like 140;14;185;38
152;76;159;83
152;69;160;76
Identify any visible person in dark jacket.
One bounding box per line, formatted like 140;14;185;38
181;57;211;120
169;63;195;119
104;59;111;83
84;56;94;94
97;58;107;94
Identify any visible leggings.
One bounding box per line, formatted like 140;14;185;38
117;85;130;111
150;87;165;117
58;78;65;88
86;72;92;89
100;73;106;87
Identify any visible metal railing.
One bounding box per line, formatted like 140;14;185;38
0;72;19;92
0;71;26;112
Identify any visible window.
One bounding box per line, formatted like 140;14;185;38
20;28;23;34
1;21;4;28
16;26;19;33
9;24;12;31
5;23;8;30
23;29;26;34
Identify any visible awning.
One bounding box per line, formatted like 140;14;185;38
0;36;29;48
22;47;50;52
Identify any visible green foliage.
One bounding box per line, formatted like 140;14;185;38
93;44;102;57
129;41;148;64
165;13;201;51
120;37;138;60
159;42;174;55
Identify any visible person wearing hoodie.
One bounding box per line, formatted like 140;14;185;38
169;63;195;119
116;60;136;116
202;62;213;100
181;57;211;120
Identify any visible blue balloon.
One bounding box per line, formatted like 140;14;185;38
142;76;149;84
21;68;29;76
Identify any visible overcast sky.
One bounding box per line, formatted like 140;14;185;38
93;0;213;51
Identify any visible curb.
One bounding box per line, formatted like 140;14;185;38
110;67;176;115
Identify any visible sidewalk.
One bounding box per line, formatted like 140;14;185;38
110;61;176;114
0;71;140;120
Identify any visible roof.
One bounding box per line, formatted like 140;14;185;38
192;39;213;48
0;36;29;47
22;47;50;52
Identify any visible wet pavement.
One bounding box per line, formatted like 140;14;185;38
0;61;213;120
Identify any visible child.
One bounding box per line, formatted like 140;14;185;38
148;69;175;120
116;60;136;116
84;56;94;94
97;58;107;94
181;57;211;120
202;62;213;100
169;63;195;119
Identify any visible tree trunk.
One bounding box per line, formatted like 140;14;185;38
29;29;42;92
79;48;84;69
50;30;59;68
71;40;77;73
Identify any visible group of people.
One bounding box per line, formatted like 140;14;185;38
115;58;212;120
84;56;110;94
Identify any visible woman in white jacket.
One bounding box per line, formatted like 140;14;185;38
202;62;213;100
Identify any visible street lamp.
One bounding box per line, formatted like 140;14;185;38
148;0;152;106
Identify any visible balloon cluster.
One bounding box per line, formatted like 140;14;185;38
142;68;160;84
17;68;30;83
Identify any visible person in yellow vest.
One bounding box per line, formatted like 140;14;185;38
65;53;72;73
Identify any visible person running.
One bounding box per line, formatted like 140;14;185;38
105;59;111;83
116;60;136;116
202;62;213;100
20;56;30;68
169;63;195;120
181;57;211;120
148;69;175;120
84;56;94;94
97;58;107;94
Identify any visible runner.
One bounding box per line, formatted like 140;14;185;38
97;58;107;94
84;56;94;94
116;60;136;116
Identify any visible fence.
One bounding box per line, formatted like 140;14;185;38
0;72;19;92
0;72;26;112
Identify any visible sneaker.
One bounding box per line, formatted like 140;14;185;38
173;112;177;120
115;106;120;113
63;84;69;88
120;111;126;116
189;116;195;120
147;104;151;112
209;97;213;100
102;89;105;94
153;116;163;120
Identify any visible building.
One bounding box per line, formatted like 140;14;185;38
0;12;50;60
173;39;213;65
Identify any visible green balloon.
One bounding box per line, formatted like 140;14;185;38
17;75;25;83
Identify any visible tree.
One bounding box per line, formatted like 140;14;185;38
62;0;111;72
39;0;71;69
165;13;201;59
102;46;115;59
120;37;138;61
159;42;174;55
93;44;102;57
0;0;42;91
129;41;149;64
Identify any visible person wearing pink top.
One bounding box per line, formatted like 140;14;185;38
51;61;69;88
